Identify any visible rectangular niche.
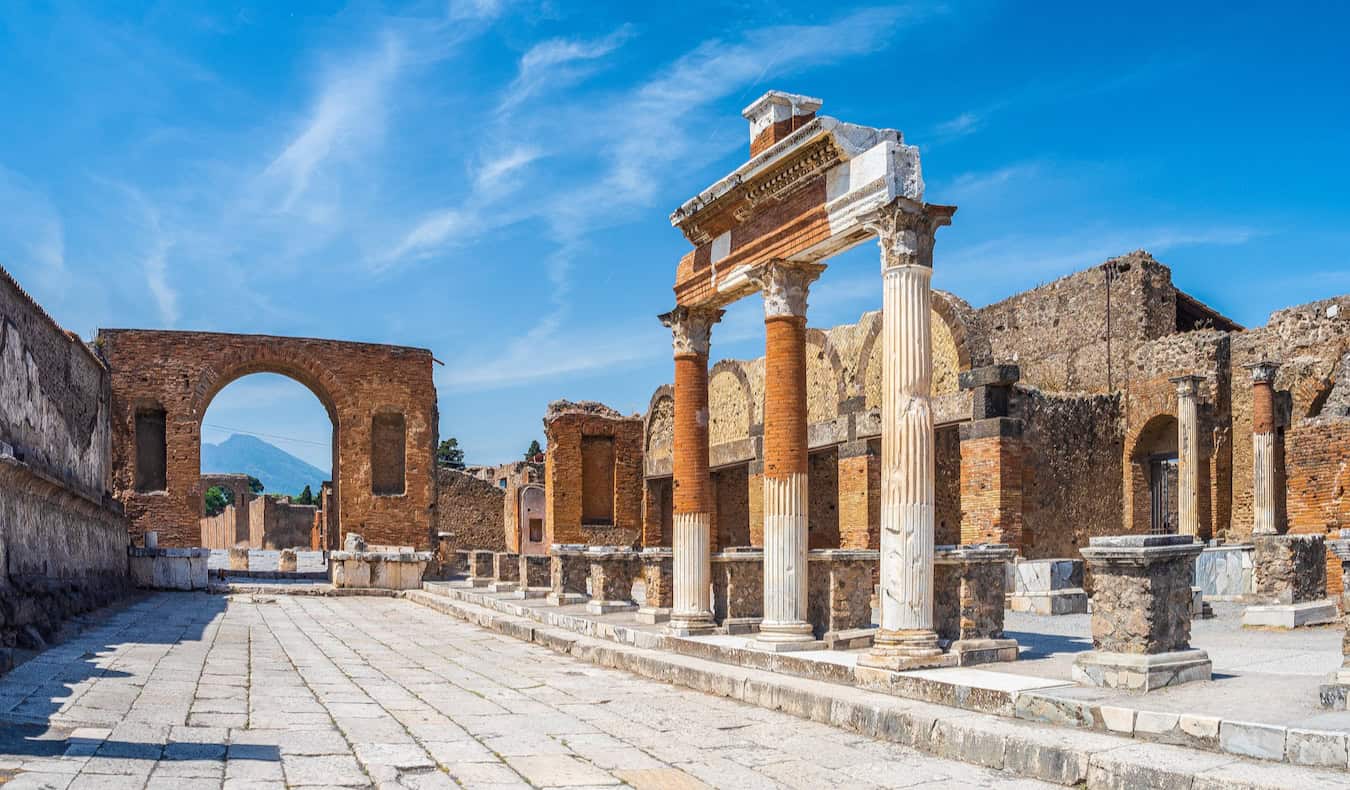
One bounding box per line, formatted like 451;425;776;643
580;435;615;525
371;412;407;496
134;407;167;493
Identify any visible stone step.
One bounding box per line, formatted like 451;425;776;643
405;589;1350;788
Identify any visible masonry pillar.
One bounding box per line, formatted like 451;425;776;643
1171;375;1204;540
660;306;723;636
1249;361;1280;536
749;261;823;650
958;365;1023;548
859;197;957;672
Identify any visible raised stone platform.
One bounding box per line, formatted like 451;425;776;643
1006;557;1089;615
129;547;210;591
329;550;431;590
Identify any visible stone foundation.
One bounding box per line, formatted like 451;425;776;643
1244;534;1337;629
490;552;520;593
548;545;589;606
1005;558;1088;615
935;544;1018;664
129;547;210;591
586;549;640;614
637;549;674;623
517;554;551;598
1074;535;1211;691
330;550;431;590
469;550;495;587
806;549;876;645
712;548;764;633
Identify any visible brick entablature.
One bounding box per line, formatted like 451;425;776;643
98;329;437;549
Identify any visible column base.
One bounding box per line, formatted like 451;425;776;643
667;613;716;637
487;582;519;594
586;600;638;615
722;617;762;635
858;629;956;671
949;638;1020;666
546;592;587;607
634;606;671;624
751;621;823;652
1319;670;1350;709
1072;649;1211;691
1241;599;1339;629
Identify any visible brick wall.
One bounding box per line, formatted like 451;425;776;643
712;465;750;549
544;401;643;547
837;440;879;550
958;434;1020;547
435;466;507;552
247;497;315;550
99;329;437;549
1287;416;1350;595
936;427;963;545
807;448;839;548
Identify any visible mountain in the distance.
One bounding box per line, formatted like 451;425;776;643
201;434;329;497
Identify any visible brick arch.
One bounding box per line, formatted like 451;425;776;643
709;360;755;444
1124;412;1180;535
855;297;984;407
644;385;675;463
99;329;437;550
804;328;845;424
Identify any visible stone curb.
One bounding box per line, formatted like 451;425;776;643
423;582;1350;771
404;589;1350;789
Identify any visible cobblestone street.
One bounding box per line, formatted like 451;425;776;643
0;593;1053;789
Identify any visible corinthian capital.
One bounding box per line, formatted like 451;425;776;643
748;260;825;320
860;197;957;272
659;306;724;356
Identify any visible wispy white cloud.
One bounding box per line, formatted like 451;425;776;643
499;25;634;112
935;111;981;139
448;0;511;21
473;145;544;195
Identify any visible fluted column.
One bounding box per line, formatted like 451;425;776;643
749;261;823;650
1249;361;1281;536
660;306;724;635
859;197;957;671
1170;375;1204;540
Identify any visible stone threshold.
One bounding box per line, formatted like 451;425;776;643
403;587;1348;789
418;582;1350;772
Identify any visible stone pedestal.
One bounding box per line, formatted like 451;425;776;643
1005;558;1089;615
490;552;520;593
278;549;298;573
228;547;249;572
807;550;877;647
637;549;674;624
935;544;1018;665
712;549;765;634
586;549;640;615
451;550;472;577
469;550;495;587
516;554;551;599
1074;535;1211;691
1195;543;1254;600
1243;534;1337;628
130;547;210;591
548;545;589;606
1319;540;1350;708
330;551;431;590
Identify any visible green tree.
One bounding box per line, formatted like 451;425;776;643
247;475;264;494
204;485;232;517
437;437;465;469
524;439;542;460
296;484;314;505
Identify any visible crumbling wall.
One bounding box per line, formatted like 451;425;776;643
1016;386;1124;559
544;401;643;547
1287;415;1350;595
247;497;314;550
435;466;507;551
0;266;131;652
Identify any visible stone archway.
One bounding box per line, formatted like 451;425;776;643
99;329;438;549
1127;414;1180;535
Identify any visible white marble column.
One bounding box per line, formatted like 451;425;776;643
1249;361;1281;536
1171;375;1204;540
749;261;823;650
660;306;723;635
859;198;956;671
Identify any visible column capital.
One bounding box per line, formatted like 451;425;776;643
1246;360;1281;384
659;306;724;356
748;260;825;320
1169;374;1205;398
860;197;957;272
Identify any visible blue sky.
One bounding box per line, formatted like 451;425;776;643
2;1;1346;469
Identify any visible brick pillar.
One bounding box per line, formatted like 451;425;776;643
1170;375;1205;540
749;261;823;650
837;439;880;550
958;365;1024;548
660;306;723;636
1249;361;1281;536
859;197;957;672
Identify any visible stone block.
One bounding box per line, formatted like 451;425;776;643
585;548;640;614
1254;533;1326;604
1072;649;1212;692
712;549;764;631
1195;543;1254;599
518;554;551;591
935;544;1017;664
1286;728;1350;767
470;550;495;581
637;549;673;623
228;547;249;571
278;549;297;573
548;546;589;605
1242;599;1339;629
1218;719;1287;761
1098;706;1135;734
807;549;876;640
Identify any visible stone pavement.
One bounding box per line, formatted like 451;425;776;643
0;593;1055;789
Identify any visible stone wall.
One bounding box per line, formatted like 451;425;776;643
247;496;315;550
0;266;131;650
98;329;437;550
1015;387;1124;559
544;401;643;547
1287;416;1350;594
435;466;507;552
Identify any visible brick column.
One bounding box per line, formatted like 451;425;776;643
1170;375;1204;540
1249;361;1280;536
957;365;1024;548
859;197;957;672
659;306;723;636
749;261;823;650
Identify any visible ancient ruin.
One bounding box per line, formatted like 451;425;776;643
3;87;1350;788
